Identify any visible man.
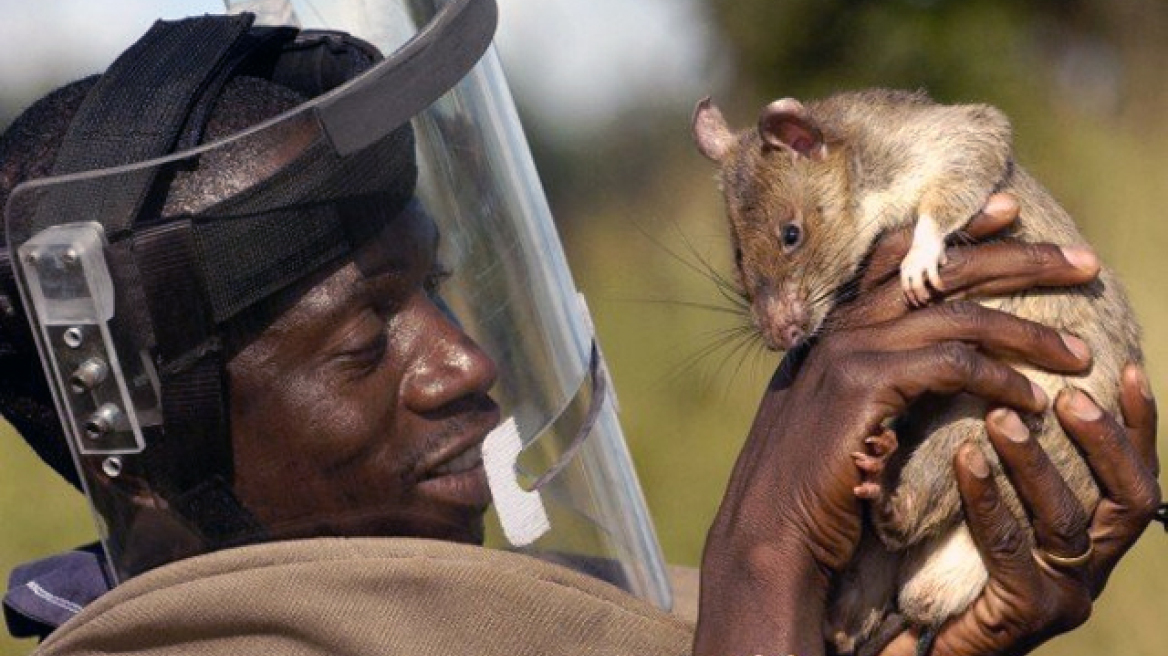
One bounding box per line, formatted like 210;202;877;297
1;3;1159;655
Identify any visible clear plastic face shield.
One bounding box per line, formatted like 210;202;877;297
5;0;670;608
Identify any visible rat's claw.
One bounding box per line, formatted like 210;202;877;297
902;266;931;306
926;259;944;294
852;451;885;475
865;429;898;457
915;274;931;305
901;268;924;307
854;482;883;500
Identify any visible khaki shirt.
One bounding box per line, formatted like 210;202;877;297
33;538;697;656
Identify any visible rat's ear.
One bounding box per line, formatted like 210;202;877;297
692;97;735;162
759;98;826;160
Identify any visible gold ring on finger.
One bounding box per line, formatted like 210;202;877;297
1034;544;1093;569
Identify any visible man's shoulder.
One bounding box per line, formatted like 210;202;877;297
32;538;694;656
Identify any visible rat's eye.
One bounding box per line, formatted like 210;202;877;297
781;223;802;249
734;246;744;266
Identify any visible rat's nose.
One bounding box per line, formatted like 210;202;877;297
753;286;809;351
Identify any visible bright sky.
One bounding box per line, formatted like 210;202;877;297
0;0;719;140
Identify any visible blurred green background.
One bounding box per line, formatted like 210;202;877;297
2;0;1165;654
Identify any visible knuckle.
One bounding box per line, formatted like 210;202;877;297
936;342;978;379
1046;501;1090;537
833;355;876;394
1129;480;1163;522
1023;243;1058;270
986;516;1028;555
815;339;872;391
940;247;970;278
936;299;983;326
1021;318;1053;348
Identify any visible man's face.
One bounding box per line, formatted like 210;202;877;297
226;206;500;544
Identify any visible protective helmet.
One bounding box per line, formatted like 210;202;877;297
1;0;670;609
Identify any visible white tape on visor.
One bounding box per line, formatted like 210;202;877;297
482;416;551;546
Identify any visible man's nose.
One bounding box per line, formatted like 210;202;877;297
401;298;498;414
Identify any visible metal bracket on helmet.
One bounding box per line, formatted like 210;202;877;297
17;222;157;455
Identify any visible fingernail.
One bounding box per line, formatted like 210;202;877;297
1131;365;1153;400
1031;381;1049;409
992;408;1030;443
1061;333;1091;362
963;446;990;479
1070;389;1103;421
1061;246;1100;274
983;193;1018;219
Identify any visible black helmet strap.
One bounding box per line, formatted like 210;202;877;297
22;14;318;562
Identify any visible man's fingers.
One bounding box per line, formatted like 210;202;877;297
863;343;1048;417
954;443;1035;584
1057;388;1159;511
861;228;914;292
829;241;1097;333
1120;363;1158;475
940;242;1099;299
962;193;1020;240
1054;386;1162;595
985;408;1091;561
849;302;1091;374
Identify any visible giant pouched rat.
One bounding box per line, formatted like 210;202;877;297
691;88;1142;655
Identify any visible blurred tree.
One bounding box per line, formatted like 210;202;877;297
703;0;1166;129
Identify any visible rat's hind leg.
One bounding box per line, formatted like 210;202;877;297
853;428;898;501
898;523;988;627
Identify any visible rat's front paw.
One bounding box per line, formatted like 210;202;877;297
900;214;948;306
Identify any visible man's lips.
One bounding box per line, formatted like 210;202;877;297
414;407;500;509
428;443;483;476
416;460;491;510
418;405;501;480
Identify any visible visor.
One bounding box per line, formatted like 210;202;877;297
5;0;670;609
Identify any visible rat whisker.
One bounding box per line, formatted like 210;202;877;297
605;295;749;317
671;220;746;297
663;323;759;393
631;217;747;304
709;328;768;402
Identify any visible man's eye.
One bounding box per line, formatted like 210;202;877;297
342;331;388;374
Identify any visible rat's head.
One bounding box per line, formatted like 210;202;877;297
692;97;853;351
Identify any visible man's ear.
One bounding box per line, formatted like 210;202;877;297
692;97;735;163
758;98;826;160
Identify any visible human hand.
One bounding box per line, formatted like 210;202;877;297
694;194;1102;656
879;365;1160;656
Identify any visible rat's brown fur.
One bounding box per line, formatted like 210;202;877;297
692;88;1142;655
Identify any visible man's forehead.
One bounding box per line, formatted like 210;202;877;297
305;209;440;315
